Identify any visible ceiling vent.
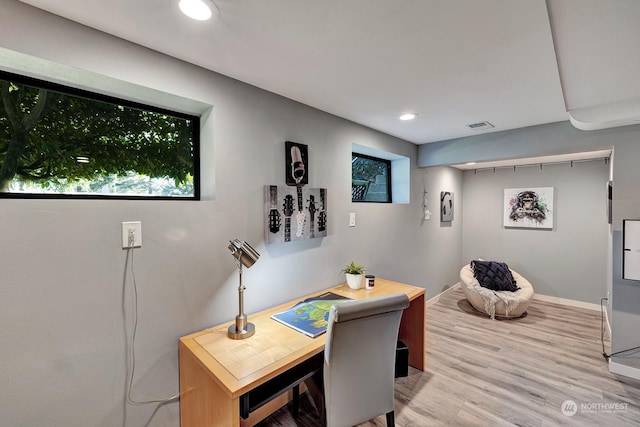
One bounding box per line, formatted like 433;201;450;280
466;121;494;130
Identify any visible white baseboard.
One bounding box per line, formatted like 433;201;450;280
609;360;640;381
432;285;606;313
531;293;611;337
533;293;601;312
427;282;460;307
533;295;614;346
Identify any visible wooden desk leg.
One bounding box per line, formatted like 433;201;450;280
398;293;425;371
179;343;240;427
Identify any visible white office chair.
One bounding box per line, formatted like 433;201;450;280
310;293;409;427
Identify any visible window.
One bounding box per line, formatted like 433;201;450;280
0;71;199;199
352;152;392;202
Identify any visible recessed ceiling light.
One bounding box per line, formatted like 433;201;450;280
179;0;219;21
466;162;476;166
399;113;417;121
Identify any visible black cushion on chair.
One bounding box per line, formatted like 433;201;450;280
471;260;519;292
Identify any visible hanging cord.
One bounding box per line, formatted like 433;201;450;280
601;297;609;360
125;230;179;406
600;297;640;361
423;190;431;220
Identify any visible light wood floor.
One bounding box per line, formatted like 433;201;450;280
263;288;640;426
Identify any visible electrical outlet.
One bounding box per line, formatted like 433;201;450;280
122;221;142;249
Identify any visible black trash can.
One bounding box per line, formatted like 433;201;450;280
395;340;409;378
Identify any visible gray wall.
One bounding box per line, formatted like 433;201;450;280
420;166;464;293
420;120;640;373
610;143;640;371
0;2;463;426
462;160;609;303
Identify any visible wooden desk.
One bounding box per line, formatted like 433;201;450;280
179;279;426;427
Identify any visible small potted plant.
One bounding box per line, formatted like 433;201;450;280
341;261;365;290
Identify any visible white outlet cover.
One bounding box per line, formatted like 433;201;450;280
122;221;142;248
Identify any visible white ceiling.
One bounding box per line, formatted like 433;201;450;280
16;0;640;145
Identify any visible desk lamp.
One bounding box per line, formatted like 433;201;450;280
227;239;260;339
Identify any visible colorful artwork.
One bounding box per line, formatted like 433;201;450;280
503;187;554;229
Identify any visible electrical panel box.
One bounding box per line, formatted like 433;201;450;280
623;219;640;280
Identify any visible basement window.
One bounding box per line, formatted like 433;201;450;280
352;153;392;203
0;70;199;199
351;143;410;204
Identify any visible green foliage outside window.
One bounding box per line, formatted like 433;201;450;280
0;72;199;198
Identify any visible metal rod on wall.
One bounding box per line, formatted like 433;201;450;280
467;157;610;174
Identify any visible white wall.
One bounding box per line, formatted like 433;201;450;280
462;160;610;303
0;2;463;426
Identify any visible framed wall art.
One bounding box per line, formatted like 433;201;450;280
440;191;453;222
285;141;309;187
264;185;327;244
504;187;554;229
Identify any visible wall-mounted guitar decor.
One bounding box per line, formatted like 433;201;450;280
264;185;327;244
265;141;326;243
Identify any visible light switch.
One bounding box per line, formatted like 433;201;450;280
349;212;356;227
